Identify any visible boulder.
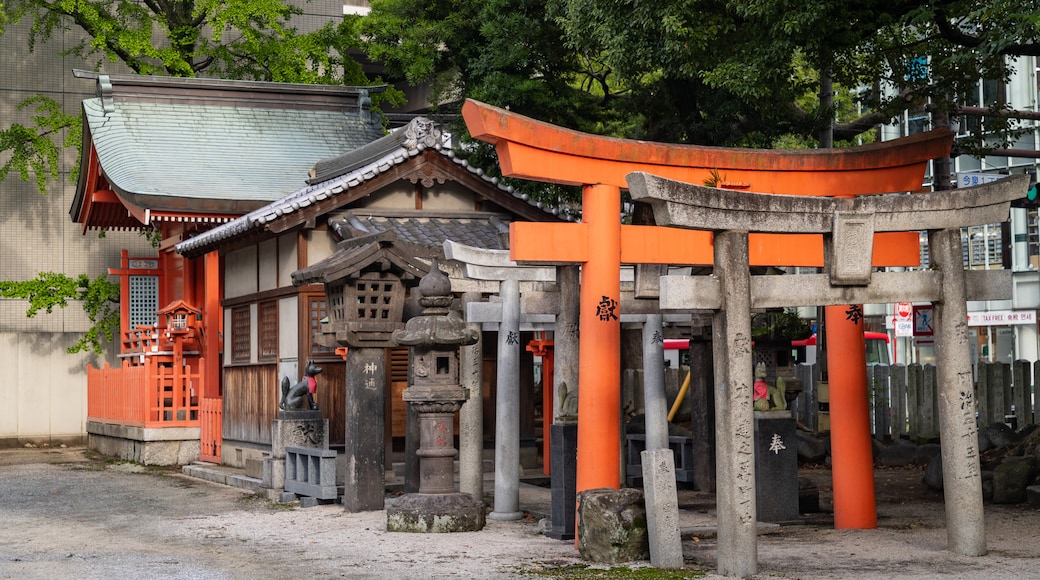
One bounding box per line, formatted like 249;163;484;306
923;452;943;491
795;431;827;464
915;443;941;466
992;456;1038;504
876;439;919;467
1026;485;1040;508
978;422;1014;453
576;488;649;564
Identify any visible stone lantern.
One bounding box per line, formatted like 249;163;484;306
387;259;483;533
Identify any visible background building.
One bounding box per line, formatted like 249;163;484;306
878;55;1040;369
0;1;382;447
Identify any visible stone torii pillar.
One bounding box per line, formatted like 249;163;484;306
443;240;556;520
463;99;952;502
630;171;1025;575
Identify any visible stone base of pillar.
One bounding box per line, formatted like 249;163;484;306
386;492;486;533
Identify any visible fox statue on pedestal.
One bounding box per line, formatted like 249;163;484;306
280;360;323;411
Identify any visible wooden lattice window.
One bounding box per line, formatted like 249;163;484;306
258;300;278;362
353;276;400;321
306;294;335;357
231;306;251;363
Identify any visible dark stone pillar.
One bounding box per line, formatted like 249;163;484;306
344;347;386;512
754;412;799;522
546;423;577;540
689;337;716;492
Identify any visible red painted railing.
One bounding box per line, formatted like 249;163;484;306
199;397;223;462
87;355;202;428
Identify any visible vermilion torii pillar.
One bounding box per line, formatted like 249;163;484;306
463;99;952;506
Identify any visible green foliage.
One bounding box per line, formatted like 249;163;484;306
751;308;813;342
0;272;120;354
554;0;1040;148
0;96;80;195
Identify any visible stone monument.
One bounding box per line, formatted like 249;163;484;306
387;259;484;533
262;363;330;499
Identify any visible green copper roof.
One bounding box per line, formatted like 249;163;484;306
81;91;384;213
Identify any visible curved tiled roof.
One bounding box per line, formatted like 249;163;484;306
176;117;573;256
83;97;384;208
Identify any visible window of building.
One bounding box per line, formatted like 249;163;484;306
963;224;1002;269
231;306;251;363
129;274;159;328
303;293;336;358
258;301;278;362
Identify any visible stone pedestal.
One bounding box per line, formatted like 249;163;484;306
263;414;329;491
547;423;577;540
754;411;799;522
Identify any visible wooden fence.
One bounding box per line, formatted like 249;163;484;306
793;361;1037;441
87;357;202;428
199;397;223;462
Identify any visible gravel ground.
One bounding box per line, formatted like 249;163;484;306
2;448;1039;579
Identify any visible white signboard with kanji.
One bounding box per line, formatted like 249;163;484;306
967;310;1036;326
956;172;1007;188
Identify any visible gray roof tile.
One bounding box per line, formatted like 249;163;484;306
175;117;573;257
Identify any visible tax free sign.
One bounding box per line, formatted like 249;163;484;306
967;310;1036;326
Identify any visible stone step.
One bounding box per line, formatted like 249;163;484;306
181;462;262;492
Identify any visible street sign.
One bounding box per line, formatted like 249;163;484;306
896;302;913;320
895;319;914;337
913;304;934;337
956;172;1007;188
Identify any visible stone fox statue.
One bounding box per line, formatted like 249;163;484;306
280;361;323;411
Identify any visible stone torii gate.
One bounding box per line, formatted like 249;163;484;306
629;171;1026;577
462;99;953;513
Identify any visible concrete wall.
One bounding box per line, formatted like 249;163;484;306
0;331;117;447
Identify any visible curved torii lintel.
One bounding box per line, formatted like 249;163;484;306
463;99;954;195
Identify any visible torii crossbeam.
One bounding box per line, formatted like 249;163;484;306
462;99;953;524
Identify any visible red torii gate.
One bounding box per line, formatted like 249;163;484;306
463;99;952;528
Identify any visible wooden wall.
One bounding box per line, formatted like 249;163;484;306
222;365;278;445
316;361;346;445
223;362;347;446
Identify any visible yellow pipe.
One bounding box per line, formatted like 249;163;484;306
667;370;692;422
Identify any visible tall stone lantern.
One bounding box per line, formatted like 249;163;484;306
387;259;484;533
